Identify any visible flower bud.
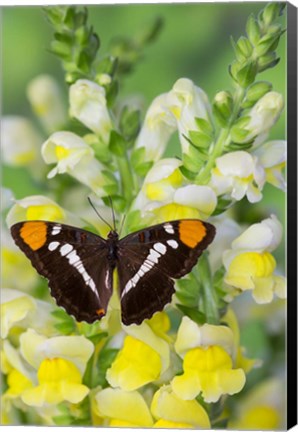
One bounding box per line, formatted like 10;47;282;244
213;91;233;127
246;14;261;46
246;81;272;103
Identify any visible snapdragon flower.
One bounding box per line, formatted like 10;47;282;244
2;116;42;167
238;91;284;143
210;150;266;203
27;74;67;133
42;131;117;197
223;215;286;303
69;79;112;144
135;78;212;161
253;140;286;191
107;314;170;391
171;316;245;402
133;158;216;223
19;329;93;406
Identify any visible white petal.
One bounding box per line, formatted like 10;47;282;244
254;140;286;167
174;185;217;218
145;158;182;183
216;151;254;178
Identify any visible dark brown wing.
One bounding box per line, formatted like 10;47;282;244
10;221;114;323
117;219;215;325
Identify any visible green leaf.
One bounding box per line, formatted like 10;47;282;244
131;147;145;167
119;106;141;141
188;130;213;149
135;161;153;177
195;117;213;136
179;165;197;181
237;36;253;57
95;348;119;387
176;304;206;325
182;152;204;173
96;55;118;76
212;196;233;216
245;81;272;103
109;130;126;156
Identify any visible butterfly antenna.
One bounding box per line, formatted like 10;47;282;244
107;195;117;232
87;197;113;231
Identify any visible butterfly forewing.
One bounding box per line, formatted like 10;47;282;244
117;219;215;324
10;221;114;323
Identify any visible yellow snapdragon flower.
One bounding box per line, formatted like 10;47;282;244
223;215;286;303
107;313;171;390
133;158;217;223
172;316;245;403
19;329;94;407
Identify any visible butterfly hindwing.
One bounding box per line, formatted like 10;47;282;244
10;221;114;323
117;219;216;325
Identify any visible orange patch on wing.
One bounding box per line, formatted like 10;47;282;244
179;220;206;248
20;221;47;251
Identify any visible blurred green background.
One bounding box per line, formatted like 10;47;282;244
2;3;286;263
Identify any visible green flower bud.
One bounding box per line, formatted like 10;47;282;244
213;91;234;127
261;3;282;27
237;36;253;58
236;60;258;87
258;52;279;72
255;32;283;57
246;14;261;46
246;81;272;103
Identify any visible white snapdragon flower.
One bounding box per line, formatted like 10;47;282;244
210;151;266;203
167;78;212;154
27;75;67;133
240;92;284;143
2;116;42;166
135;93;177;162
69;79;112;143
42;131;116;197
253;140;286;191
223;215;286;303
135;78;212;162
133;158;216;223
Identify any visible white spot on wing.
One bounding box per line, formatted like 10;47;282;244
48;241;60;251
154;242;167;255
167;239;178;249
52;225;61;235
60;244;73;256
164;223;174;234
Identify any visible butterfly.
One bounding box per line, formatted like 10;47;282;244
10;218;215;326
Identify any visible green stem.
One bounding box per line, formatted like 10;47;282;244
116;153;135;205
197;253;219;324
195;86;246;185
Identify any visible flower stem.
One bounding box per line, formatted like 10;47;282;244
195;86;245;185
197;253;219;325
116;154;135;205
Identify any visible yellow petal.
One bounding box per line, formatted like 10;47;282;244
154;419;193;428
5;369;33;397
60;382;89;403
171;371;201;400
95;388;153;427
106;335;162;391
26;204;64;221
151;386;210;428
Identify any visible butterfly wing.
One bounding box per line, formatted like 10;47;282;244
117;219;215;325
10;221;114;323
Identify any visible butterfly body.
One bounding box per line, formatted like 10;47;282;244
11;219;215;325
